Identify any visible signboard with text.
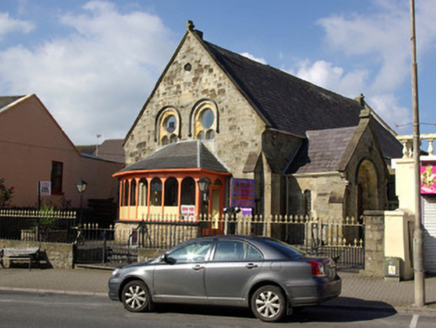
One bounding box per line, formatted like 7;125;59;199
181;205;196;220
231;179;255;208
39;181;52;196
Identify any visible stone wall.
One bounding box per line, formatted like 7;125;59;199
1;239;74;269
287;173;346;219
124;32;265;178
361;210;385;277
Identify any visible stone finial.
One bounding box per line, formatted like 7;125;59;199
359;93;365;107
358;93;370;118
187;20;195;31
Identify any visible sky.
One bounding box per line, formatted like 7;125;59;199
0;0;435;145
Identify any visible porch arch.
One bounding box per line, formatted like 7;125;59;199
356;159;379;218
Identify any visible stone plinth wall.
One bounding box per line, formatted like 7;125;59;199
361;210;385;277
0;239;74;269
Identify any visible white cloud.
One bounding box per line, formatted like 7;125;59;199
0;1;176;144
317;0;410;94
367;94;410;133
240;52;268;65
286;0;436;132
290;60;368;97
0;12;34;41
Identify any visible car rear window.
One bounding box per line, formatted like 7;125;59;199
263;239;303;258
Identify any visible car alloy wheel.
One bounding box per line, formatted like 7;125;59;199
121;280;152;312
251;285;286;322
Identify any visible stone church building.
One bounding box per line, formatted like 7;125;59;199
114;22;402;233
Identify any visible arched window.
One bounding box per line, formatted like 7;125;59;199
181;177;195;205
197;131;205;140
213;179;223;186
139;178;148;206
206;130;215;140
164;178;179;206
150;178;162;206
123;180;129;206
304;190;312;217
130;179;137;206
157;108;180;146
191;100;218;141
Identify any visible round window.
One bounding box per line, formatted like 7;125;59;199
201;109;214;129
165;115;177;133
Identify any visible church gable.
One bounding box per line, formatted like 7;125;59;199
124;27;266;176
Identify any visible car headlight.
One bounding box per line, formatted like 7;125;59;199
111;269;120;278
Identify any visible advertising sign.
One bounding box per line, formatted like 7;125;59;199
421;161;436;194
231;179;255;208
181;205;196;220
39;181;52;196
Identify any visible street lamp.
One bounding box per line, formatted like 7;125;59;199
197;178;210;220
76;179;88;226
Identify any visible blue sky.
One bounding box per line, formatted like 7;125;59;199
0;0;435;145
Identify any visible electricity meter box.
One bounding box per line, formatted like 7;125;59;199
384;257;404;281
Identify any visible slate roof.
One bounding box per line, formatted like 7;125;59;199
0;96;25;112
120;141;229;173
202;41;402;160
204;42;362;135
97;139;125;164
77;139;125;164
288;126;357;174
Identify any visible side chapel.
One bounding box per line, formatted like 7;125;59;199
114;22;402;235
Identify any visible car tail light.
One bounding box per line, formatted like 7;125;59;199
307;260;326;277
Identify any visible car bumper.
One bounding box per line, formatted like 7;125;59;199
108;277;122;301
286;276;342;307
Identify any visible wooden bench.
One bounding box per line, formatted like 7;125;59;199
0;247;41;270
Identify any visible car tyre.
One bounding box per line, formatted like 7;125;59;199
251;285;286;322
121;280;153;312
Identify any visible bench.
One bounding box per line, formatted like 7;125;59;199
0;247;41;270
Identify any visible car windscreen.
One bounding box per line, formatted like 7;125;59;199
263;239;303;258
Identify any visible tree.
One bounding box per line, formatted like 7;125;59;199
0;178;15;208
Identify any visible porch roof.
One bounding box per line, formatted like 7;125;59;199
118;140;229;174
287;126;357;174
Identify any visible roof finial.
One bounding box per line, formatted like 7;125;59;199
359;93;365;108
358;93;370;118
187;20;195;31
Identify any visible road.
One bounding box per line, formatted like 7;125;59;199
0;291;434;328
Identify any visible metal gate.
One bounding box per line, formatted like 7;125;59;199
73;226;137;266
423;196;436;273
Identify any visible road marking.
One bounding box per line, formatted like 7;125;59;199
409;314;419;328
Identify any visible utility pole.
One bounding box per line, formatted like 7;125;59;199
410;0;425;307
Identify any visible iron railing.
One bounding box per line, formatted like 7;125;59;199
0;211;364;269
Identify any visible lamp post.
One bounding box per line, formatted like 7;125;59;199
197;177;211;221
76;179;88;226
410;0;425;307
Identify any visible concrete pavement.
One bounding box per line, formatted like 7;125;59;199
1;267;436;315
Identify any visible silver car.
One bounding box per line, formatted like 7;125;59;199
108;235;341;322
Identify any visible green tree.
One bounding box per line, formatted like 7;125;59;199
0;178;14;208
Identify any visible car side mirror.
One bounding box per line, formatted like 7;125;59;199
163;254;176;264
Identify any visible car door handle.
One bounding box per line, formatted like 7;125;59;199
246;263;258;269
192;265;204;271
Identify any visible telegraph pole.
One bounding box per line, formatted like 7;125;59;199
410;0;425;307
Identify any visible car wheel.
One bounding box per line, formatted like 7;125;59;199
251;285;286;322
121;280;152;312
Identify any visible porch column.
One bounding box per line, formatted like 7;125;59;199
146;177;152;219
177;177;183;220
161;177;167;218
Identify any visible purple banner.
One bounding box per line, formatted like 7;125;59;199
231;179;255;208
